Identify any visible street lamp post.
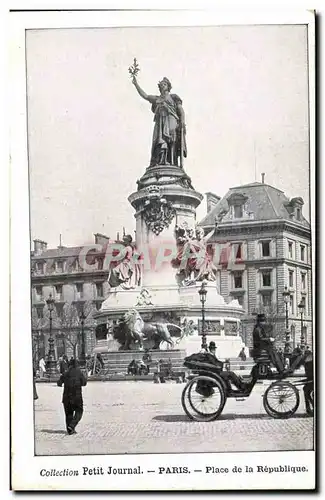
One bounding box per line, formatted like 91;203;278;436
298;299;305;349
79;309;86;367
198;281;208;351
46;293;58;377
282;286;291;354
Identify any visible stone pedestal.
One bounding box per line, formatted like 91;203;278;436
93;165;246;359
128;165;203;288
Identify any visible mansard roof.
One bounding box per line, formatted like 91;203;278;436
199;182;310;228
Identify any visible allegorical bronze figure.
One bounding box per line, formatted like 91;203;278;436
129;59;187;168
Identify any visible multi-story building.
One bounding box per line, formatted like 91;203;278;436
199;178;312;349
31;233;112;360
31;179;312;360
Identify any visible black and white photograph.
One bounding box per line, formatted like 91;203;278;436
10;7;316;491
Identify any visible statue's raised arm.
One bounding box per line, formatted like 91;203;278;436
132;76;156;104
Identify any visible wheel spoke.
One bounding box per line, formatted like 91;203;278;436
264;382;299;418
182;376;226;421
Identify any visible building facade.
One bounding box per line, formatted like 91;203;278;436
200;180;312;349
31;233;112;361
31;181;312;361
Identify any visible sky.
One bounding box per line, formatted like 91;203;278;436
26;24;310;249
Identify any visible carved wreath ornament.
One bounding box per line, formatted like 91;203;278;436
142;186;176;235
143;199;176;235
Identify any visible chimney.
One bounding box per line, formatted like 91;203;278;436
33;239;47;256
94;233;111;246
206;192;221;214
58;233;65;250
261;173;265;184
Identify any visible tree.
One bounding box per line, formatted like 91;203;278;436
60;302;80;358
60;300;97;358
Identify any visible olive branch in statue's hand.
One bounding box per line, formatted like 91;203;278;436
128;58;140;81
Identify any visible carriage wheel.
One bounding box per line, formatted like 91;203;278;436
181;375;226;422
263;381;300;419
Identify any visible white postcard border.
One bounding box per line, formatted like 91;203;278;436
10;8;316;491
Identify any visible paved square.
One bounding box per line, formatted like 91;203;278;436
34;381;314;456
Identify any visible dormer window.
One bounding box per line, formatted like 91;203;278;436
296;208;301;221
226;192;248;220
234;205;243;218
286;197;304;222
56;260;65;273
35;261;44;274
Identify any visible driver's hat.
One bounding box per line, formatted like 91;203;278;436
209;341;217;349
257;313;266;321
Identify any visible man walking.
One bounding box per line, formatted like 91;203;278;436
57;358;87;435
59;354;69;375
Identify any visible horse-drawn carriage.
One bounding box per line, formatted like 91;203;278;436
181;345;314;421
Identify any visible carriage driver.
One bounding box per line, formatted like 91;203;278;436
252;314;285;373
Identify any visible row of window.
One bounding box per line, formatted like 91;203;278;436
232;269;308;290
32;239;308;276
34;282;104;302
33;257;104;275
33;300;103;319
232;269;272;289
288;240;307;262
233;292;307;314
288;269;307;289
232;204;303;222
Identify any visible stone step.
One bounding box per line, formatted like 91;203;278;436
93;349;186;375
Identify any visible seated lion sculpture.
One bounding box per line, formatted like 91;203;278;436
113;309;183;350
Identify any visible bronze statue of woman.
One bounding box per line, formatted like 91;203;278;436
132;75;187;168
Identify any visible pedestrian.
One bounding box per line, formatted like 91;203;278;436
39;357;46;378
142;349;152;374
208;341;217;357
33;368;38;400
59;354;69;374
57;358;87;435
238;346;247;361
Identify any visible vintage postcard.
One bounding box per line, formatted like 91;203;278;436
10;7;316;491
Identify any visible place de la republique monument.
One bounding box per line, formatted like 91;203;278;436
92;60;244;373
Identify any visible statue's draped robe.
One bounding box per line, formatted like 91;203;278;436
109;245;141;289
149;93;187;166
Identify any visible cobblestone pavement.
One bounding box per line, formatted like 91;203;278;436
34;381;314;456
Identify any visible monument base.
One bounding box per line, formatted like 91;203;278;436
94;283;246;358
92;348;186;376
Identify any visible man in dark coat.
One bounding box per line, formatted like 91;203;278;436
253;314;284;373
57;358;87;435
59;354;69;375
